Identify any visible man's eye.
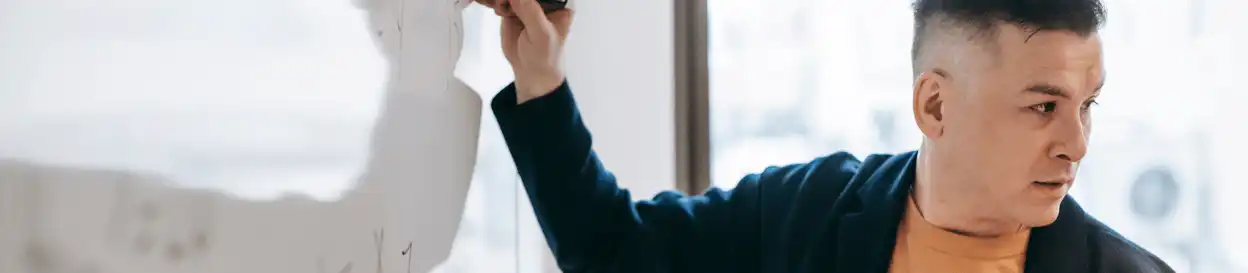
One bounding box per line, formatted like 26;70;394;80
1030;102;1057;113
1082;99;1100;111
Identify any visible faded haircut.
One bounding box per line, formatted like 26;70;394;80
910;0;1107;75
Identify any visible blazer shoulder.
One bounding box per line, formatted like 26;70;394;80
750;152;861;197
1087;220;1176;273
751;151;911;202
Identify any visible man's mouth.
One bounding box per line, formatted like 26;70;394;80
1033;180;1069;188
1031;176;1074;197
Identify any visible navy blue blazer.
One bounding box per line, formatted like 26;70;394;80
491;81;1174;273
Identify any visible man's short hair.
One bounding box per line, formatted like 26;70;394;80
911;0;1107;74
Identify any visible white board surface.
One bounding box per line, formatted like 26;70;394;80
0;0;485;272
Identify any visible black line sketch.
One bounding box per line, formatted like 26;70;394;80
401;242;413;273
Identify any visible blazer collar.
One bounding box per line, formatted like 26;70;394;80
833;151;1092;273
832;151;917;273
1023;196;1093;272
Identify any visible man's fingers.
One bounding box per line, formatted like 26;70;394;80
472;0;516;16
547;9;574;39
501;14;525;38
509;0;553;38
501;16;523;64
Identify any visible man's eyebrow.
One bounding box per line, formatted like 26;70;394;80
1024;83;1070;99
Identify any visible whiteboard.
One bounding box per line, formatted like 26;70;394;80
0;0;487;272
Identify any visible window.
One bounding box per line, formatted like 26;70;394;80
707;0;921;188
706;0;1247;272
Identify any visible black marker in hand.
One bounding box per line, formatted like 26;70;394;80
493;0;568;15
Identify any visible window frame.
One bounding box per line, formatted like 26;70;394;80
673;0;712;194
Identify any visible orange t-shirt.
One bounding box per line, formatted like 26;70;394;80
888;197;1030;273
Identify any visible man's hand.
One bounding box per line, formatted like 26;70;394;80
499;0;573;104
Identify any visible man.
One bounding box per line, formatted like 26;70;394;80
485;0;1174;272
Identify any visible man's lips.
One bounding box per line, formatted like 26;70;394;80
1033;178;1073;186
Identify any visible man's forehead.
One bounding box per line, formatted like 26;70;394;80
989;26;1105;91
920;24;1106;98
994;25;1103;62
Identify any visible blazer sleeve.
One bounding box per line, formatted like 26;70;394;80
491;81;781;273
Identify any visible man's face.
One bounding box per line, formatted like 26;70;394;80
927;24;1104;228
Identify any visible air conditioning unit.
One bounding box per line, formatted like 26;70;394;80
1076;119;1248;272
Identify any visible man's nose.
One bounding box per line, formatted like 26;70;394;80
1049;116;1089;163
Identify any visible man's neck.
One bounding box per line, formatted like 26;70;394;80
909;187;1025;238
912;152;1027;238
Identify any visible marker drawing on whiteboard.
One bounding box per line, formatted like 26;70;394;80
401;242;413;273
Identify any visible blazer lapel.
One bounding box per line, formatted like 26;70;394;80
828;151;1094;273
1024;196;1093;273
832;152;917;273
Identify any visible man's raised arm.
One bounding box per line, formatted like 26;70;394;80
492;81;769;272
483;0;862;271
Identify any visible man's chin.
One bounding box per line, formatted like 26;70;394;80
1018;204;1062;228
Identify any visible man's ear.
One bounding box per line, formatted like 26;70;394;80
913;70;947;139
